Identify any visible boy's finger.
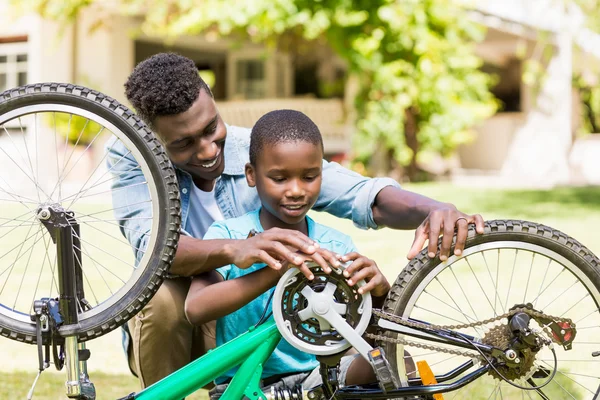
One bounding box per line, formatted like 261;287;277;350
347;266;373;286
314;248;341;269
309;251;332;274
343;257;366;278
357;280;375;294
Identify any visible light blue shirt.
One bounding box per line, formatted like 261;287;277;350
204;209;358;381
105;124;400;263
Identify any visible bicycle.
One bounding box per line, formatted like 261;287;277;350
0;83;598;400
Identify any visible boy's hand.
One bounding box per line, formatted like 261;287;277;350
341;252;390;298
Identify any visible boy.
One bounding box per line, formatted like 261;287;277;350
184;109;391;396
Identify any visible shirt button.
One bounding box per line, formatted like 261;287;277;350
182;188;188;194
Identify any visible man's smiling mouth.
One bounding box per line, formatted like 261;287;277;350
199;158;218;168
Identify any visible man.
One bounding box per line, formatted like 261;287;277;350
108;52;484;388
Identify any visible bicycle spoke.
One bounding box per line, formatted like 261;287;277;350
75;236;132;274
539;279;580;311
1;123;45;202
450;266;480;322
64;141;130;209
13;226;41;309
0;221;39;300
465;257;497;317
576;308;600;324
29;230;54;314
18;116;41;204
503;249;519;312
540;360;596;396
533;258;552;309
522;252;535;304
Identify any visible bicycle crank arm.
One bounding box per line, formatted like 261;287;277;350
300;285;374;359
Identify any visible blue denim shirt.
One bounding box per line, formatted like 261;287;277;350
105;124;401;262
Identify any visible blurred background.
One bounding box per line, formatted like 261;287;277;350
0;0;600;398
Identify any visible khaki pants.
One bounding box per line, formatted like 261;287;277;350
127;277;216;388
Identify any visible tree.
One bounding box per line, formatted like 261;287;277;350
18;0;497;180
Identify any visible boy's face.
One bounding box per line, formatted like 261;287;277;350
246;140;323;227
153;89;227;191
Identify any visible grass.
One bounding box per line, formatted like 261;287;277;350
1;183;599;399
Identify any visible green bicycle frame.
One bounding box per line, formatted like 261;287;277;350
134;316;282;400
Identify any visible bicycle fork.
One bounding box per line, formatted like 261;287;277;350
31;205;96;400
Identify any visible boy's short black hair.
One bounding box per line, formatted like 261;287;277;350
250;110;324;165
124;53;213;128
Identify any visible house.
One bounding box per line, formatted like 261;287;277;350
0;0;598;186
459;0;600;186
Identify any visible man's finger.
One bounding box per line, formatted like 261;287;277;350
427;215;441;258
439;217;455;261
255;249;282;271
472;214;485;234
407;228;426;260
297;262;314;280
263;240;304;266
264;228;317;254
454;218;469;256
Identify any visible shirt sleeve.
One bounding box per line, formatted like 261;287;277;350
314;160;401;231
203;221;235;280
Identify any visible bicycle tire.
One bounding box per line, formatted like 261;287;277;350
0;83;180;343
380;220;600;399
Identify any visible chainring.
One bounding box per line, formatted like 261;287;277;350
273;262;372;356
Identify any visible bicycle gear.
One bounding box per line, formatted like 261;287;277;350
481;324;536;381
272;262;372;356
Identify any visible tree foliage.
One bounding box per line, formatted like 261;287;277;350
18;0;498;180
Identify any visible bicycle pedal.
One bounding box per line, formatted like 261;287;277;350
368;347;400;393
416;361;444;400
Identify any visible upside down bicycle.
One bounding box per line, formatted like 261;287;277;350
0;84;598;399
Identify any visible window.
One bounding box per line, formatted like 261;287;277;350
235;59;266;99
0;40;28;92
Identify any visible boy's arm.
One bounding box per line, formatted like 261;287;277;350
184;267;281;325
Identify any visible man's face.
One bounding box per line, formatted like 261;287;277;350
246;140;323;229
153;89;227;191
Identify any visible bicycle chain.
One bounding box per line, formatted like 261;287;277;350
365;307;575;360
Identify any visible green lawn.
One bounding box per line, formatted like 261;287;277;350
1;183;599;399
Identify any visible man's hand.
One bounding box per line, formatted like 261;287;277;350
228;227;341;279
341;252;390;297
407;206;485;261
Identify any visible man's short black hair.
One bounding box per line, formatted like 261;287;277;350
250;110;324;165
124;52;212;128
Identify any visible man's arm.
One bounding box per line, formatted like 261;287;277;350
184;267;280;325
173;225;339;278
372;186;485;261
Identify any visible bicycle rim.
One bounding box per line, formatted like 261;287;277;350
381;221;600;400
0;84;180;342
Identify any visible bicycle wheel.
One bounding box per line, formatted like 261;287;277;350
0;83;180;343
381;220;600;399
